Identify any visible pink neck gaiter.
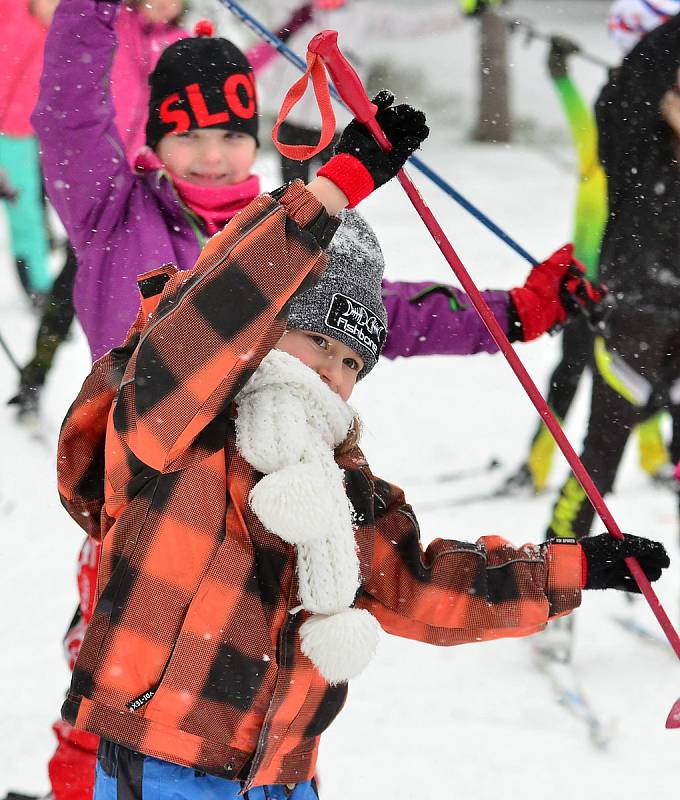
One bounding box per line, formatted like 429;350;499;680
133;148;261;234
171;173;261;234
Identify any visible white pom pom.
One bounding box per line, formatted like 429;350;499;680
300;609;380;684
249;464;336;545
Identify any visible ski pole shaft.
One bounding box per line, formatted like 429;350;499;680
501;14;612;69
216;0;539;266
0;328;22;374
407;156;537;263
309;30;680;660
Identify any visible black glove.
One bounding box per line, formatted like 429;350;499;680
547;36;579;80
580;533;669;592
317;90;429;207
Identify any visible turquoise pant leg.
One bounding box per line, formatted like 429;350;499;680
0;134;52;293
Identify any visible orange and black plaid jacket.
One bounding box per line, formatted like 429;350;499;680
57;181;582;790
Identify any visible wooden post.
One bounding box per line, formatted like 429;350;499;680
473;8;512;142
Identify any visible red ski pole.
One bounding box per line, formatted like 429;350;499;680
308;29;680;728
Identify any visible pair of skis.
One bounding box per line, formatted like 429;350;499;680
533;602;674;749
532;644;615;749
416;460;679;511
413;461;538;511
529;615;614;749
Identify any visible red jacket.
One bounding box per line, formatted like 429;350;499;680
57;182;582;789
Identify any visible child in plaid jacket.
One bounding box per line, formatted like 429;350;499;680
56;95;668;799
29;5;607;799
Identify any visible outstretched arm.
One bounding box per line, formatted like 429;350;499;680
355;473;583;644
381;244;605;358
32;0;134;250
381;280;508;358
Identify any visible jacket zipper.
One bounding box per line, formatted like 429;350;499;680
244;583;299;788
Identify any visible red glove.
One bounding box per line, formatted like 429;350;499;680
508;244;608;342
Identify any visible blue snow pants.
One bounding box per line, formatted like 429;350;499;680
94;740;319;800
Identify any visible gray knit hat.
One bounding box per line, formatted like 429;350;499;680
287;210;388;378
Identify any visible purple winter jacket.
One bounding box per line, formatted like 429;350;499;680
33;0;507;362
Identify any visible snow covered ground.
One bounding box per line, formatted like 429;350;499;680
1;2;679;798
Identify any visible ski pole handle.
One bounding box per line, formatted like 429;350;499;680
307;31;380;127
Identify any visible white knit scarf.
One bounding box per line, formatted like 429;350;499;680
234;349;380;684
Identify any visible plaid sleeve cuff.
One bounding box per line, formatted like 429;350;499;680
545;539;583;617
271;180;341;248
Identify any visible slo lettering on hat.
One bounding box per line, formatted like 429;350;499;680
159;74;256;134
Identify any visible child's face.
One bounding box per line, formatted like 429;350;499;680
156;129;257;187
276;330;364;401
136;0;184;24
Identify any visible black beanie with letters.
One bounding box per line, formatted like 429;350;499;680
146;30;259;149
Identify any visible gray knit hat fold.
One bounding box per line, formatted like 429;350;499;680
287;210;387;378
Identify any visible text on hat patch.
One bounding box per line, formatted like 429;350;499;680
325;293;387;357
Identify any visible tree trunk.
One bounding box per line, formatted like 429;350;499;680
473;9;512;143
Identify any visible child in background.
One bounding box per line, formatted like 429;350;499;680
31;1;604;368
10;0;320;420
0;0;59;303
9;0;188;420
56;93;668;800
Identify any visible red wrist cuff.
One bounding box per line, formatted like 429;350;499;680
509;287;561;343
580;545;588;589
317;153;375;208
508;287;539;342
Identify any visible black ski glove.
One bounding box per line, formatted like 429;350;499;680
317;90;429;207
580;533;669;592
547;36;579;80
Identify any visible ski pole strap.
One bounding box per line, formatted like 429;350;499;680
271;50;336;160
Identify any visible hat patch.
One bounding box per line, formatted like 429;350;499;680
325;293;386;357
